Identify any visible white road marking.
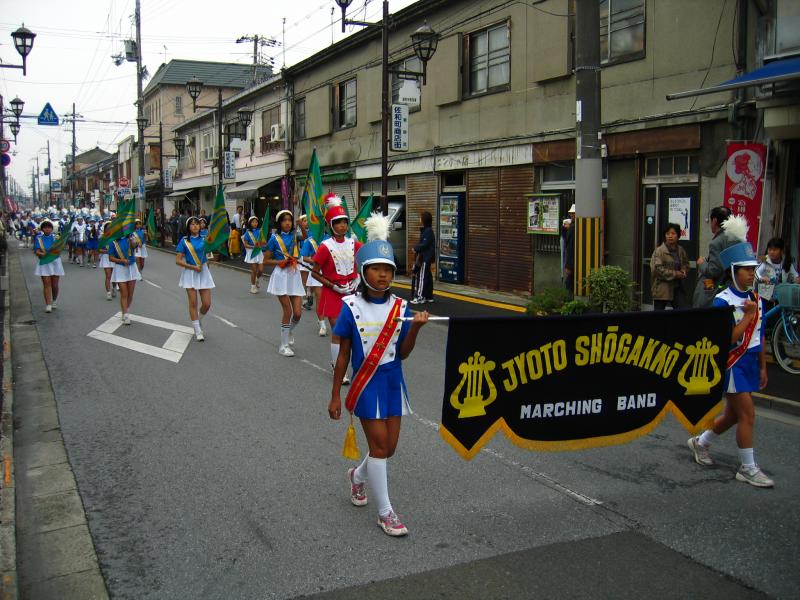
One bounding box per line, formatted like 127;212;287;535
144;279;162;289
300;359;331;374
212;315;238;328
86;312;193;362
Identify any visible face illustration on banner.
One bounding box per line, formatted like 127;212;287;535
726;149;763;200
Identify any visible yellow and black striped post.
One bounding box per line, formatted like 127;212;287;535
574;216;603;297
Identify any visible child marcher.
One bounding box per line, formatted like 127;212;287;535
108;232;141;325
328;214;429;536
99;222;116;300
312;195;362;382
228;225;242;259
33;219;65;313
299;217;327;336
72;215;87;266
755;237;800;303
688;216;773;487
176;216;215;341
264;210;305;356
86;217;100;268
133;218;148;272
242;216;265;294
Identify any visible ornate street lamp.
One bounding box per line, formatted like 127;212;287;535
10;96;24;119
411;22;438;84
186;77;204;111
136;116;149;132
334;0;355;32
237;107;254;129
1;25;37;76
9;120;20;143
173;136;186;158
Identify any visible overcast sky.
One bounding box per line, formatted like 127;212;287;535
1;0;419;196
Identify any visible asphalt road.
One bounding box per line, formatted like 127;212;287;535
16;248;800;599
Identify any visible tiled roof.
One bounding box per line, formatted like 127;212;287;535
144;59;266;96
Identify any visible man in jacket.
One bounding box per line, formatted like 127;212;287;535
693;206;734;307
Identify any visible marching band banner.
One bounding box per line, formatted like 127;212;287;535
724;142;767;251
440;309;731;460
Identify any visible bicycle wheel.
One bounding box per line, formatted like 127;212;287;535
771;313;800;375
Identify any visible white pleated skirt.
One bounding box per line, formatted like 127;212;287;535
34;258;65;277
111;262;142;283
99;254;112;269
135;245;148;258
267;265;305;296
244;248;264;264
304;266;322;287
179;264;215;289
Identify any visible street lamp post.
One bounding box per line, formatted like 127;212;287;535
1;95;25;204
0;25;36;76
334;0;437;215
185;78;253;193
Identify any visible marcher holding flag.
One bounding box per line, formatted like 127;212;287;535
176;216;215;341
299;215;327;336
328;213;428;537
203;185;230;259
133;218;148;273
243;216;266;294
99;199;136;250
33;219;66;313
108;230;141;326
264;210;306;356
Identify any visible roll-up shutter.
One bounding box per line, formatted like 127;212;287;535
328;180;358;216
466;168;500;290
498;166;534;293
406;173;438;275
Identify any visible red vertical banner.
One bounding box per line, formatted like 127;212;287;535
724;142;767;250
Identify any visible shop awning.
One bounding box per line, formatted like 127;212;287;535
164;189;195;197
667;57;800;100
226;176;280;199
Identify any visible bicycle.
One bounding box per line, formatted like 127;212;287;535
764;283;800;375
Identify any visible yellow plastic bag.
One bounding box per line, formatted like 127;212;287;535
342;414;360;460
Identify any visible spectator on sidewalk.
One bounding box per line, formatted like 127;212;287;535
650;222;689;310
562;204;576;294
410;210;435;304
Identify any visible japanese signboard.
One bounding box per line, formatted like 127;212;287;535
724;142;767;250
526;194;561;234
223;151;236;179
390;104;408;152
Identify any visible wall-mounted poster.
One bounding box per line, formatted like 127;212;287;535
668;197;692;240
526;193;561;234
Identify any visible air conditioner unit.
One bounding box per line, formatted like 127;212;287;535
270;123;285;141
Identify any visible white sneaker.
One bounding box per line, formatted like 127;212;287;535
123;314;131;325
45;305;52;313
195;331;205;342
278;345;295;357
250;284;258;294
288;332;295;346
319;323;328;337
93;263;97;269
51;301;58;309
736;465;774;488
106;291;112;300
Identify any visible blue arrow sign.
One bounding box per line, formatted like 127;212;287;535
37;103;59;126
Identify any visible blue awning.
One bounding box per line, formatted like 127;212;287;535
667;57;800;100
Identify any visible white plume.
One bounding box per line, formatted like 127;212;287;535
365;212;390;242
721;214;749;243
325;195;343;208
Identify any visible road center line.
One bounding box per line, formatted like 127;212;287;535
144;280;162;289
212;315;238;328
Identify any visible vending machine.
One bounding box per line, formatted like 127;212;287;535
437;193;465;283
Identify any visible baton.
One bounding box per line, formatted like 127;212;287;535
394;316;450;322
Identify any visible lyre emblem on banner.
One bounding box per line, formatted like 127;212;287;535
450;352;497;418
677;338;722;396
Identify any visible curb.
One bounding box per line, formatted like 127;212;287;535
0;248;17;600
753;393;800;418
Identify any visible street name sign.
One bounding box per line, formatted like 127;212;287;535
37;103;59;126
391;104;409;152
0;139;9;153
223;151;236;179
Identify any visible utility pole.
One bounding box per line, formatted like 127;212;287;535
135;0;145;213
573;0;603;296
71;102;77;206
236;34;278;83
46;140;52;206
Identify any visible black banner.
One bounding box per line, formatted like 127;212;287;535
440;308;731;459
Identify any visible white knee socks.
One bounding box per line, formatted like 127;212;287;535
366;456;392;517
353;455;369;484
698;430;717;447
281;324;290;347
738;447;756;468
192;320;201;334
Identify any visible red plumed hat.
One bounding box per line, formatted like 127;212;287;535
323;193;348;226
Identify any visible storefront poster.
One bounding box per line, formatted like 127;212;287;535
724;142;767;250
667;197;692;240
527;194;560;234
439;309;731;460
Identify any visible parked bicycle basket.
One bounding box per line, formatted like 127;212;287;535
774;283;800;309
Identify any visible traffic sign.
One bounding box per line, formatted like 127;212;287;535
0;153;10;167
37;102;59;126
138;176;145;199
117;187;131;198
119;176;129;187
51;181;62;192
0;139;9;153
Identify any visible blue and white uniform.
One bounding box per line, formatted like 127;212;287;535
334;293;412;419
133;227;148;258
85;222;99;251
109;236;142;283
176;235;215;289
33;233;65;277
266;231;305;296
300;235;323;287
242;229;264;264
713;286;766;393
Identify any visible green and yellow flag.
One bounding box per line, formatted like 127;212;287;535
146;207;157;244
99;199;136;248
250;206;271;257
350;194;374;243
204;184;230;255
303;149;325;243
38;218;74;265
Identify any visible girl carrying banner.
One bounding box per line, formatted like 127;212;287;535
312;196;362;381
328;214;429;537
99;222;116;300
86;217;100;268
299;216;327;336
176;216;215;342
109;231;142;326
33;219;64;314
133;218;149;272
242;216;265;294
688;216;773;487
264;210;305;356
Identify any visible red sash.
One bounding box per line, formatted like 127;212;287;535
726;292;760;369
345;298;404;413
